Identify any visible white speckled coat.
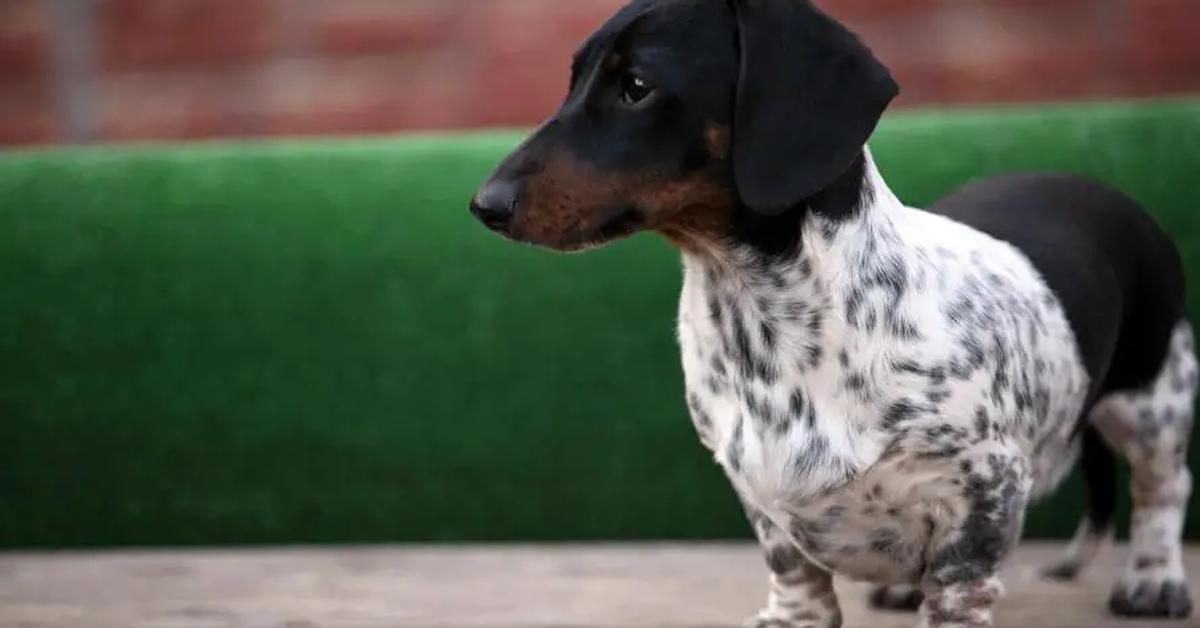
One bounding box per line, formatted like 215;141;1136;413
678;154;1090;589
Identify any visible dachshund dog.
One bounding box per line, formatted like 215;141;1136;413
469;1;1194;626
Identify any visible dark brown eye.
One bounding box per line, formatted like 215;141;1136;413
620;72;655;105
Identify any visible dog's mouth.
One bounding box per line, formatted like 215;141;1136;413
507;207;648;253
595;208;646;241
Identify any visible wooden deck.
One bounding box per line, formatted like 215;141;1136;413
0;543;1196;627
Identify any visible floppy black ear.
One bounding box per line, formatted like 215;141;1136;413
731;0;898;215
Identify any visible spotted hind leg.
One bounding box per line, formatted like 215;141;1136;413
1091;320;1195;619
1041;427;1117;581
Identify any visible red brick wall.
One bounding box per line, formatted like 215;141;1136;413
3;0;1198;145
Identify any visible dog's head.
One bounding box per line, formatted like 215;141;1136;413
469;0;897;252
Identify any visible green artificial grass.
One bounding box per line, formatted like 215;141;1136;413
1;98;1199;548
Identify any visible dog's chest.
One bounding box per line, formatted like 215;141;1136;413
676;208;1089;579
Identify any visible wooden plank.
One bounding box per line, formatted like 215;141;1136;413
0;543;1196;627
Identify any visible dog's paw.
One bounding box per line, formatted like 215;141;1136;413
867;584;923;612
1109;577;1192;618
745;610;842;628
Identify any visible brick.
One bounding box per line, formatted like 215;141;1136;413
826;0;947;22
1123;0;1200;92
94;73;257;141
908;0;1117;105
0;80;54;145
0;0;50;81
312;0;464;57
0;31;50;81
0;0;45;28
99;0;281;71
257;56;471;136
852;10;951;82
464;0;624;127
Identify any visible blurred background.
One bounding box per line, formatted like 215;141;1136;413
1;0;1199;553
2;0;1199;146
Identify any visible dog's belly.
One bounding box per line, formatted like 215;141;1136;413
760;483;937;584
727;427;1038;586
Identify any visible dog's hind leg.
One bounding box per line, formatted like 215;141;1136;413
743;503;842;628
1091;320;1195;619
1040;426;1117;581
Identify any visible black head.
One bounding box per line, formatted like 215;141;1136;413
469;0;898;253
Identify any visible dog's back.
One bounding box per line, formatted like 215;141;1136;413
927;175;1194;613
928;172;1186;401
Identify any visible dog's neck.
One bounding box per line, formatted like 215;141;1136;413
681;147;906;300
676;148;910;487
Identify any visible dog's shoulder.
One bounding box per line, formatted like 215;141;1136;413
924;172;1185;397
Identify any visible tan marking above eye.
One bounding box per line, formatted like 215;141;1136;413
604;52;623;70
706;125;731;160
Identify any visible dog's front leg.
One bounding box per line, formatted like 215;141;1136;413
916;577;1005;628
915;451;1029;628
743;503;841;628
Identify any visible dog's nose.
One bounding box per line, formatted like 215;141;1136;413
470;179;519;231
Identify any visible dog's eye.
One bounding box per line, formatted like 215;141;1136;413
619;73;655;105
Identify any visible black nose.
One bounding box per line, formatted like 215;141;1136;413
470;179;519;231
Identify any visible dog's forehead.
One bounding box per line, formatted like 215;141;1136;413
576;0;730;63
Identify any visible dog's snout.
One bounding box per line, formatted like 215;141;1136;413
470;179;520;231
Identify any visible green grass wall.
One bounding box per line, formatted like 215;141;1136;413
1;99;1199;548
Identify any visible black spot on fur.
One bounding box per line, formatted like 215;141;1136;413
710;354;727;377
707;295;723;324
760;320;777;350
765;544;804;574
882;399;922;430
726;414;744;472
790;389;807;416
783;300;808;322
962;335;986;368
845;288;865;327
806;345;823;369
888;316;922;341
821;221;840;242
730;309;754;377
824;504;847;519
928;366;947;385
974;407;990;439
807;311;824;340
990;369;1010;403
892;359;924;375
928;454;1027;586
798;257;814;280
792;435;830;477
869;528;900;554
864;308;878;333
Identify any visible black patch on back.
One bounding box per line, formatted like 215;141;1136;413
928;173;1185;401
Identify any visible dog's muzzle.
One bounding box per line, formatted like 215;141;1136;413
470;179;520;232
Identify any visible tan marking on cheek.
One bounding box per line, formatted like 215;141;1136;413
515;150;621;246
515;148;736;251
705;125;731;159
648;126;735;252
638;175;735;251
